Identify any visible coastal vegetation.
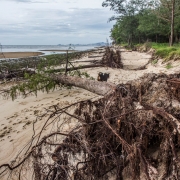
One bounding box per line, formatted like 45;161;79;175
103;0;180;47
152;43;180;60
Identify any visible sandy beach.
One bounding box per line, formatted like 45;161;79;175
0;47;180;179
0;52;44;59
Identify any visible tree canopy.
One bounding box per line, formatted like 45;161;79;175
103;0;180;46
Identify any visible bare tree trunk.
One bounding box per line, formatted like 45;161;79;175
175;35;178;43
128;34;131;47
156;34;158;43
52;74;116;96
170;0;175;46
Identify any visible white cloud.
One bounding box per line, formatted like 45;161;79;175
0;0;114;44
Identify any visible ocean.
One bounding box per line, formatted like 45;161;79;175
0;45;97;55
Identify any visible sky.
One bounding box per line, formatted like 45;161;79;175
0;0;115;45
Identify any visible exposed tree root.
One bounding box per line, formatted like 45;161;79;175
0;73;180;180
101;47;123;69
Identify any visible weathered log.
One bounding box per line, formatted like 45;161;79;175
52;74;116;96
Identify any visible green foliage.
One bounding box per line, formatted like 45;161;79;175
151;43;170;49
138;10;159;35
165;48;180;61
166;63;173;69
152;59;158;64
10;73;56;100
150;43;180;60
68;70;95;80
80;72;91;78
81;71;95;80
155;47;177;58
1;49;92;98
111;24;122;44
9;68;94;100
68;69;81;77
104;0;180;46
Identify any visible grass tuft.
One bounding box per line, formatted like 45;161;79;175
166;63;173;69
151;43;180;61
152;59;158;64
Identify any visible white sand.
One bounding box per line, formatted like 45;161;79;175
0;47;180;170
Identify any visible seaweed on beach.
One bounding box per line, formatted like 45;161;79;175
0;73;180;180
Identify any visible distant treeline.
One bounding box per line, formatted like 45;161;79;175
102;0;180;46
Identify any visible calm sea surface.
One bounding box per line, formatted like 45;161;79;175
0;45;97;55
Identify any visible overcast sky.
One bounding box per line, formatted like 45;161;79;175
0;0;114;45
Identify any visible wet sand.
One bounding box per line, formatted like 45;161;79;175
0;52;44;59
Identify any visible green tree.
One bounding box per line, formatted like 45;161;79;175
137;9;169;42
103;0;180;45
110;23;121;44
149;0;180;46
102;0;144;46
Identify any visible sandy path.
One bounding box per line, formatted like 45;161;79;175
0;47;180;175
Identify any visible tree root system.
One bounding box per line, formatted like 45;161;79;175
101;47;123;69
0;73;180;180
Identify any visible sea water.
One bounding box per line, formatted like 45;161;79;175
0;45;97;55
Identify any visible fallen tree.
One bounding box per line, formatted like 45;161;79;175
0;72;180;180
